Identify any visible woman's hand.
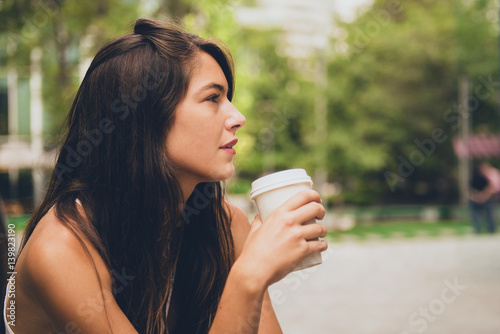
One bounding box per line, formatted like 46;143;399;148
234;189;327;290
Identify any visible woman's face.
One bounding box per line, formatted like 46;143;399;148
166;52;246;193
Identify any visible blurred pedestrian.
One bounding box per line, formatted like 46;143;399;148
469;162;500;233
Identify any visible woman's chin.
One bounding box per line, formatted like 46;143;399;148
217;164;235;182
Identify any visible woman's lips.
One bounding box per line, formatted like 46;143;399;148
220;139;238;155
220;147;236;155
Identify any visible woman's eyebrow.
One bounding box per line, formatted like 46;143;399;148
196;83;226;94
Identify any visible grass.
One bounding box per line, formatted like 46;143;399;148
5;215;30;232
4;215;480;241
327;220;474;241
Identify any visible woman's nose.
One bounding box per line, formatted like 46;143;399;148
226;103;246;130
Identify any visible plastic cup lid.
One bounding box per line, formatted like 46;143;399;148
250;168;313;199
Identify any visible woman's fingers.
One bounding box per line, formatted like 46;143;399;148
292;201;326;224
279;190;321;212
250;214;263;230
301;222;328;240
239;196;329;286
306;239;329;253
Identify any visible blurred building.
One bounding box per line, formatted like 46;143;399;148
0;46;56;213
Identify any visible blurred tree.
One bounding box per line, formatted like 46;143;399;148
157;0;193;19
2;0;496;205
327;0;498;204
230;28;316;178
0;0;143;136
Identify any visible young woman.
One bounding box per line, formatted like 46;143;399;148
4;18;327;333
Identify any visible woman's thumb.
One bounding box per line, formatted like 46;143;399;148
249;214;263;234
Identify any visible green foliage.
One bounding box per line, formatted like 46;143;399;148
1;0;143;135
1;0;497;205
327;220;472;241
231;29;316;177
327;0;498;204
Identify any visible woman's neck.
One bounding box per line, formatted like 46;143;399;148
178;179;198;204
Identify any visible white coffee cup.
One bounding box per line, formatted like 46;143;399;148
250;168;323;271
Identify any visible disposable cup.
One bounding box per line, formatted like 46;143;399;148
250;168;322;271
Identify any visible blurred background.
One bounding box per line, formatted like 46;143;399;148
0;0;499;333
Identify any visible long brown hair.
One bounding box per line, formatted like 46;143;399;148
20;18;235;333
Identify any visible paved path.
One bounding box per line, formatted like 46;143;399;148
269;234;500;334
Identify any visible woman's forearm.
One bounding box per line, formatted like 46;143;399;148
209;190;326;333
209;261;267;333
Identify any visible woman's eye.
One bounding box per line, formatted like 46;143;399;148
206;94;220;103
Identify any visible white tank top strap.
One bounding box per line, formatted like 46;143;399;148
165;267;176;318
165;279;174;318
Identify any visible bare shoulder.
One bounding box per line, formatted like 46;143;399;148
227;202;251;232
15;208;137;333
19;208;111;292
226;202;251;258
